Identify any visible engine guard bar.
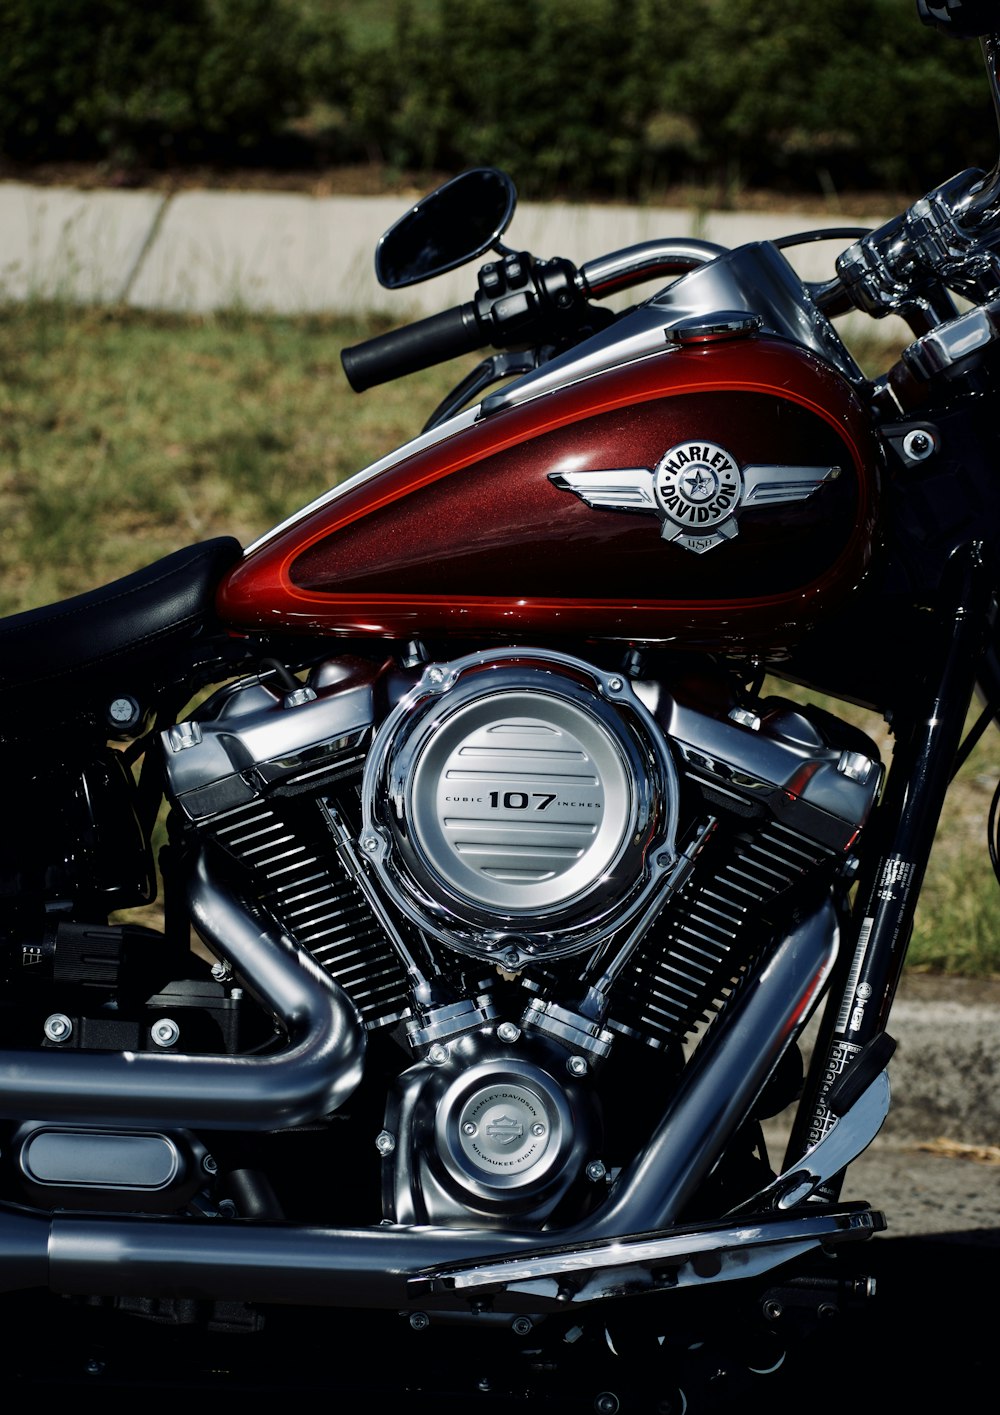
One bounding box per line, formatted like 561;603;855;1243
0;899;855;1307
0;850;366;1130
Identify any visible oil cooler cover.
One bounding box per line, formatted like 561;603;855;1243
358;648;679;964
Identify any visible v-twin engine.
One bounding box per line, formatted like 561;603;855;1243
162;644;882;1228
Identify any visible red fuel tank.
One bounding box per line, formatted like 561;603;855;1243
216;334;881;652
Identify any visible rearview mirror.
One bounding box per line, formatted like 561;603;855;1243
375;168;518;289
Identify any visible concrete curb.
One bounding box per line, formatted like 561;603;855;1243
0;180;911;346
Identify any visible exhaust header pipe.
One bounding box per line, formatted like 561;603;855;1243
0;851;365;1130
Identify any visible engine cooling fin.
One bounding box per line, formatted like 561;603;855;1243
207;793;411;1031
609;819;836;1047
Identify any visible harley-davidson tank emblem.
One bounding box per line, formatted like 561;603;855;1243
550;441;840;554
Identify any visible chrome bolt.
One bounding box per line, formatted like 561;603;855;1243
427;1044;448;1066
427;665;445;684
477;1378;492;1393
531;1122;546;1137
43;1013;73;1043
210;960;232;983
595;1394;620;1415
497;1021;520;1043
837;749;874;783
462;1121;477;1136
150;1017;180;1048
511;1316;533;1336
502;946;521;968
762;1298;783;1321
902;428;936;461
202;1154;218;1175
282;685;317;708
567;1054;588;1077
409;1311;430;1331
817;1302;839;1320
166;720;202;752
217;1199;237;1218
729;706;761;731
85;1358;106;1377
607;676;623;692
586;1159;607;1183
361;834;379;853
375;1130;396;1156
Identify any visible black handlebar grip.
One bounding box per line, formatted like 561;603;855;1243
341;302;487;392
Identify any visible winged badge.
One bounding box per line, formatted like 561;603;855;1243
550;440;841;554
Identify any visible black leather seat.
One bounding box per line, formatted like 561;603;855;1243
0;537;243;700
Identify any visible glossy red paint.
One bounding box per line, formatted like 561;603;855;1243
216;335;882;650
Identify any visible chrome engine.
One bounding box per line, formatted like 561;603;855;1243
162;644;883;1227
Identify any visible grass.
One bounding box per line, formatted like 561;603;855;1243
0;300;996;977
0;302;479;613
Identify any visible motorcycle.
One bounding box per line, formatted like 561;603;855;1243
1;0;998;1406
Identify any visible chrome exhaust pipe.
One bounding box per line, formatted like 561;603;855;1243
582;898;839;1236
0;902;837;1306
0;850;365;1129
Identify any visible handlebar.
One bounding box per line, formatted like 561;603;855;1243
340;240;726;393
341;302;486;392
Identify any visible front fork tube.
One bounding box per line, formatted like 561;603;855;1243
785;542;994;1187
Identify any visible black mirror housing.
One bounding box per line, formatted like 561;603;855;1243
375;168;518;289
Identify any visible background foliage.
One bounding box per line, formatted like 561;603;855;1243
0;0;993;199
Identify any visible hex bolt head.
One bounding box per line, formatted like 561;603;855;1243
586;1160;607;1183
375;1130;396;1155
762;1298;784;1321
150;1018;180;1048
43;1013;73;1044
531;1122;546;1137
511;1316;533;1336
607;677;623;692
567;1054;588;1077
497;1021;520;1043
409;1311;430;1331
427;1044;448;1065
462;1122;478;1137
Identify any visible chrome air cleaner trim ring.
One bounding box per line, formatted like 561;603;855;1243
359;648;679;963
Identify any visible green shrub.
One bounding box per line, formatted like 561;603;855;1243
0;0;993;198
0;0;345;164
